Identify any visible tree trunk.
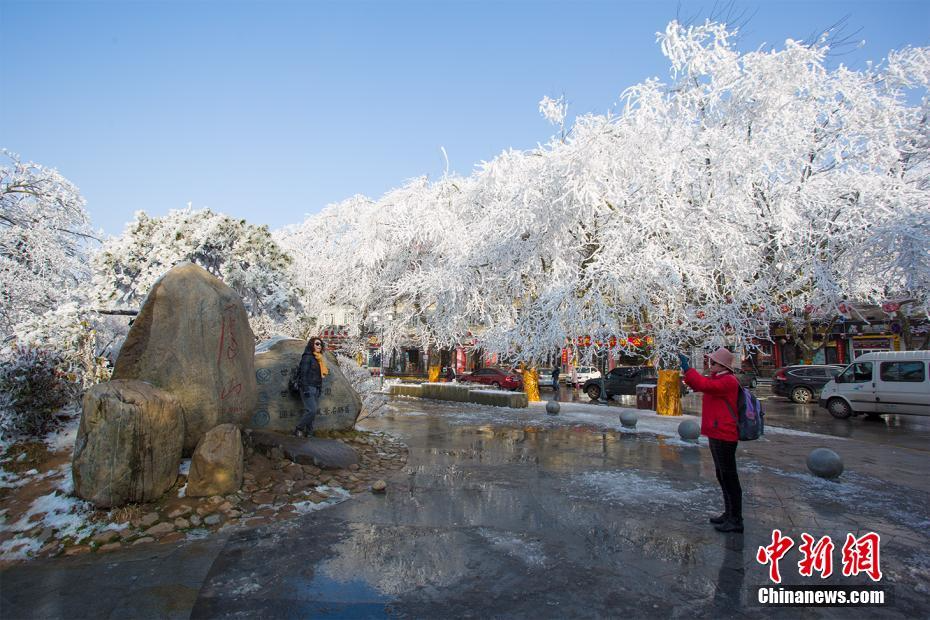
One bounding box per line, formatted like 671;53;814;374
785;314;838;364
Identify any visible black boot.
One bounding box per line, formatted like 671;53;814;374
710;493;732;524
714;518;744;533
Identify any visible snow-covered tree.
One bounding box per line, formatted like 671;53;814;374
0;150;97;339
93;208;302;329
278;176;471;354
285;20;930;364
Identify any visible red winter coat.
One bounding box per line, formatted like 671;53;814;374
683;368;740;442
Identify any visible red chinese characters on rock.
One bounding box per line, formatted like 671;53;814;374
757;529;795;584
841;532;883;582
221;379;242;401
798;533;835;578
216;304;243;406
217;304;240;365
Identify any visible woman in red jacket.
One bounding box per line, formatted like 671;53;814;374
680;347;744;533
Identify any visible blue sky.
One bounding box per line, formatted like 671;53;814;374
3;0;928;237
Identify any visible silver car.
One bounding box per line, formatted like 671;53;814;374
537;368;556;388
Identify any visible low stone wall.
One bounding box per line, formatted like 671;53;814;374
390;382;528;408
469;389;529;409
389;384;423;398
419;383;474;402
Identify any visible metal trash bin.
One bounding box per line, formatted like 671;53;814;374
636;383;657;410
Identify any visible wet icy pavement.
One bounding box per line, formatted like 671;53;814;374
2;398;929;618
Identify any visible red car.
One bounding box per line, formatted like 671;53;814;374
458;367;524;391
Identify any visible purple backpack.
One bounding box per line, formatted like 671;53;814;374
724;386;765;441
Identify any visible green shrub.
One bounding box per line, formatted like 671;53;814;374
0;346;76;440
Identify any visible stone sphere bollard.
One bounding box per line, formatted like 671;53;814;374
678;419;700;442
619;410;638;429
807;448;844;479
546;400;560;416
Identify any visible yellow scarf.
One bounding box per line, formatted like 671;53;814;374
314;352;329;377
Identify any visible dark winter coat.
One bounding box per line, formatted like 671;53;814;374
298;346;323;389
683;368;740;442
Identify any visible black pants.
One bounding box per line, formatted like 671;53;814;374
709;438;742;521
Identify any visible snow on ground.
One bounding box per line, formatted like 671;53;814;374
477;528;547;568
44;404;81;452
0;411;109;560
571;470;713;509
388;398;702;442
390;397;848;448
744;461;930;531
293;486;352;514
4;490;94;540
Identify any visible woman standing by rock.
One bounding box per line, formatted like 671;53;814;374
295;337;328;437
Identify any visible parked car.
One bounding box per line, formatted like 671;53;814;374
458;367;524;391
565;366;601;387
582;366;653;400
582;366;693;400
733;369;759;389
537;368;555;389
772;364;845;404
819;351;930;419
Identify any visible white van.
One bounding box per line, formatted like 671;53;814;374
819;351;930;418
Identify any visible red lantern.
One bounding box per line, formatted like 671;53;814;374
804;304;815;314
584;335;592;347
696;311;706;319
780;304;791;314
609;336;617;348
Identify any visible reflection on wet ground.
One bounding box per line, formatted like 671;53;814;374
189;399;930;617
4;398;929;618
543;384;930;451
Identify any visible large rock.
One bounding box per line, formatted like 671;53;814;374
72;380;184;507
251;338;361;432
247;429;358;469
112;262;258;454
187;424;244;497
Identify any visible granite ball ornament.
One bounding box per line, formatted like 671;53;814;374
678;419;700;442
807;448;844;479
619;410;638;429
546;400;560;416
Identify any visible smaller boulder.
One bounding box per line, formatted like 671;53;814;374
73;380;184;507
247;429;358;469
187;424;244;497
545;400;560;416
